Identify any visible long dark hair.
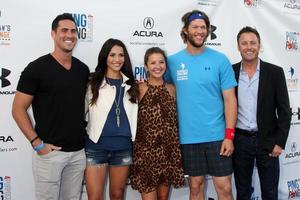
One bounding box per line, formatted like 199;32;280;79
89;38;138;105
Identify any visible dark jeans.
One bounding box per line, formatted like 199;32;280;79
233;134;279;200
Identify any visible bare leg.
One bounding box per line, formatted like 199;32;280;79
109;166;129;200
212;175;233;200
188;176;205;200
85;164;107;200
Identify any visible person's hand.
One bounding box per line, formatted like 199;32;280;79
220;139;234;157
37;143;61;155
269;144;282;157
32;139;61;155
32;138;61;155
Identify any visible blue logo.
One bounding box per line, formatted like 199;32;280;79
287;178;300;198
286;66;298;92
134;66;147;82
289;67;295;78
72;13;93;42
0;176;11;200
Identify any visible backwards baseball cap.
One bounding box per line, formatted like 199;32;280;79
188;12;205;22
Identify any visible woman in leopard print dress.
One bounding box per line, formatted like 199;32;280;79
130;47;184;200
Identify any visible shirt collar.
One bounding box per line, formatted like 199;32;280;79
240;59;260;74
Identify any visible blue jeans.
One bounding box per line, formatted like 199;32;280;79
233;134;279;200
85;148;132;166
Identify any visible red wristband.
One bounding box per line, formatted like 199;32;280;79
225;128;235;140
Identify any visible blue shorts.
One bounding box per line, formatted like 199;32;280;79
85;148;132;167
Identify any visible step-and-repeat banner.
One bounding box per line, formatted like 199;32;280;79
1;0;300;199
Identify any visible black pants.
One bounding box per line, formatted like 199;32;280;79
233;134;279;200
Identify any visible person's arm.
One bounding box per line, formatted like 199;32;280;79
166;83;176;99
138;83;148;102
12;91;61;154
12;91;36;141
220;88;237;157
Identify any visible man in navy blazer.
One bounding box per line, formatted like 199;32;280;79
232;26;291;200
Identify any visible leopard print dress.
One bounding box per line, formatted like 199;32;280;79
130;83;184;193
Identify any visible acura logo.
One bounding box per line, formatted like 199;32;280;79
291;142;297;152
143;17;154;29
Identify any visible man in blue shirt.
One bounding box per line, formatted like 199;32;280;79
232;26;291;200
166;10;237;200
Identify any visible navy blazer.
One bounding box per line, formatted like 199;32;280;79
233;60;291;152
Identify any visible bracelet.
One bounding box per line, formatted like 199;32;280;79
30;136;39;144
34;141;45;152
225;128;235;140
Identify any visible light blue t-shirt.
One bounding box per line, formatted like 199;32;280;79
166;47;237;144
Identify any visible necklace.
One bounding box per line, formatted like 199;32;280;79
106;77;122;128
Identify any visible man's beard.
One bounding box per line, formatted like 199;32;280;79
187;33;207;48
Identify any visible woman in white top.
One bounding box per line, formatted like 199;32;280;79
85;38;138;200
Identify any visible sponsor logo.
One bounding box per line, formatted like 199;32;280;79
0;135;17;153
287;178;300;198
72;13;93;42
291;142;297;152
197;0;217;6
0;68;15;95
284;0;300;11
205;25;221;46
134;66;147;82
244;0;262;7
290;107;300;126
285;142;300;159
130;17;165;46
291;107;300;119
284;141;300;164
133;17;163;38
287;67;299;91
0;24;11;46
0;68;11;88
0;176;11;200
286;32;300;51
0;136;14;143
143;17;154;29
210;25;217;40
176;63;188;81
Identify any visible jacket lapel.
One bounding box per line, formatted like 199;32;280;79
233;62;241;97
257;60;267;115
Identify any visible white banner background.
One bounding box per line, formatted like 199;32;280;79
1;0;300;199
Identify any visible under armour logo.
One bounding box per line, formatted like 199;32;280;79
0;68;11;88
290;107;300;120
210;25;217;40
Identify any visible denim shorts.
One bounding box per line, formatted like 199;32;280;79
85;148;132;167
181;140;232;177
